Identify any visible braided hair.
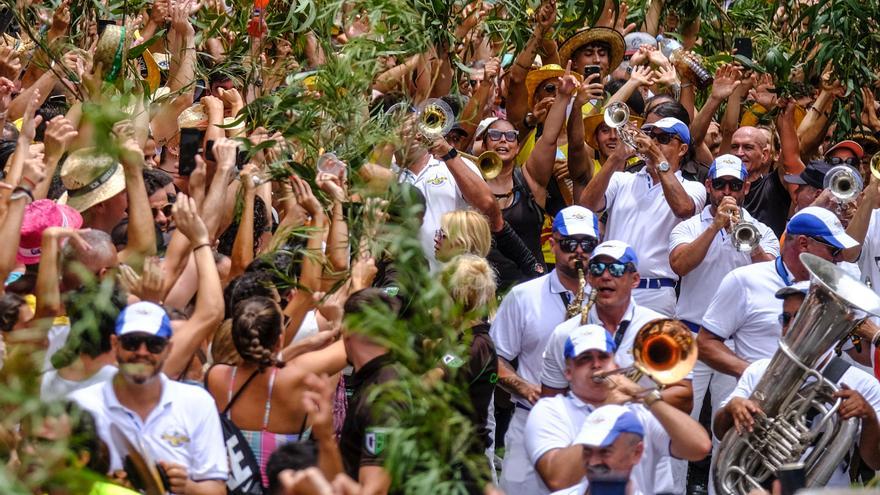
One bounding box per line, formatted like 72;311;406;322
231;296;285;371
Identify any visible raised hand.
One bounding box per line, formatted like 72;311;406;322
0;45;21;81
172;193;210;246
711;64;744;101
534;0;557;36
653;64;679;88
628;64;656;88
290;175;322;219
557;61;579;98
113;120;145;169
749;74;779;110
43;116;78;162
316;171;346;203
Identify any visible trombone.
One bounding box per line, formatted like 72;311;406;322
592;319;698;388
461;150;504;180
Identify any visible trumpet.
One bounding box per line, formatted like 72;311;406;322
592;319;698;387
417;98;455;139
461;150;504;180
603;102;644;159
824;164;863;203
870;152;880;181
726;206;761;253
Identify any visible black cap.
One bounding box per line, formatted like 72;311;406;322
784;160;832;189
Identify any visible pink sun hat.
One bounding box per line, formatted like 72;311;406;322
17;200;83;265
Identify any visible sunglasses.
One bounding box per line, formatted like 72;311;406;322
778;312;794;327
809;237;842;258
151;204;174;218
487;129;519;142
557;236;598;254
588;261;632;277
828;156;858;167
119;334;168;354
648;132;680;145
711;178;744;192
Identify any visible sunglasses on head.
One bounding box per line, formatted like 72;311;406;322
119;334;168;354
809;236;842;257
778;312;794;327
588;261;631;277
711;178;744;192
828;156;858;167
557;236;598;254
648;132;679;145
152;204;174;218
487;129;519;142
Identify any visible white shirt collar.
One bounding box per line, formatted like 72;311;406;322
103;372;173;413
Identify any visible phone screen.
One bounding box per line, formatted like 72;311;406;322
178;128;205;176
733;37;753;61
584;65;602;79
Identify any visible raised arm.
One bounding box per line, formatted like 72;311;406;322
429;140;503;231
507;1;556;135
229;165;258;280
115;121;158;267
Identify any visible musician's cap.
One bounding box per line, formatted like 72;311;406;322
574;405;645;448
564;324;616;359
784;159;832;189
775;281;810;299
709;154;747;181
116;302;172;339
553;206;599;239
590;240;639;268
642;117;690;145
786;206;858;249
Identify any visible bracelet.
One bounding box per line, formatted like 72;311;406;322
439;147;458;161
21;176;37;188
193;243;212;252
10;186;33;203
680;82;693;89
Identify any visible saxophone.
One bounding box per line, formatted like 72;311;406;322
714;253;880;495
566;261;587;319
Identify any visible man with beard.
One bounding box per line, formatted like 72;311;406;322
524;324;710;494
490;205;600;494
70;301;228;494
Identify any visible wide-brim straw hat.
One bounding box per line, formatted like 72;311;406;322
94;25;130;80
583;107;644;150
178;102;209;129
558;27;625;71
525;64;584;108
58;148;126;213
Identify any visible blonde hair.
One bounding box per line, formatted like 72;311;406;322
442;254;497;318
439;210;492;260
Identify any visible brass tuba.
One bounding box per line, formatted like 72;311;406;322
592;318;697;387
714;253;880;495
461;151;504;180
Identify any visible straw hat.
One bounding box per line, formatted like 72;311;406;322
558;27;625;71
178;102;209;129
58;148;126;213
525;64;584;108
583;106;644;150
17;200;83;265
94;25;130;81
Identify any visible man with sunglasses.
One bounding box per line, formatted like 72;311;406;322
668;155;779;437
71;301;228;493
580;117;707;316
782;159;835;212
714;281;880;486
490;205;599;495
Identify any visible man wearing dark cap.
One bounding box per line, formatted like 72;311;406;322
783;159;834;211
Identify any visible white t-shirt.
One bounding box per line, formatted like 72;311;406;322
70;373;229;481
858;209;880;295
41;364;117;402
722;356;880;486
398;155;481;270
603;169;707;279
491;270;573;407
670;206;779;324
541;300;666;389
701;260;789;364
525;394;669;495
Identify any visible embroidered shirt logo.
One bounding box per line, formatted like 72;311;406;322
161;431;191;447
425;176;447;186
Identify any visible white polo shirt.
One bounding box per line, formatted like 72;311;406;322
670;206;779;324
525;394;670;495
70;373;228;481
721;356;880;486
540;300;666;389
491;270;573;407
858;209;880;296
701;259;791;365
602;169;707;279
398;155;481;270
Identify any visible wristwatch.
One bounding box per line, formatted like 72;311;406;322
657;161;670;173
643;389;663;407
440;147;459;161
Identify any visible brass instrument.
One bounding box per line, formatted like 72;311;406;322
603;102;645;159
823;164;863;203
461;150;504;180
110;423;168;495
869;152;880;181
728;206;761;253
416;98;455;139
566;261;587;319
592;319;697;387
714;253;880;495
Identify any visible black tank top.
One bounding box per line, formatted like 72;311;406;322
489;168;547;291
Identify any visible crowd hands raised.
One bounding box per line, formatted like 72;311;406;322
1;0;880;494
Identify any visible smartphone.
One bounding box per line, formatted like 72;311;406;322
584;65;602;80
777;463;805;495
178;128;205;176
205;140;248;169
97;19;115;36
733;37;753;61
589;479;628;495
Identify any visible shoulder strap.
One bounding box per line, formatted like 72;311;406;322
822;356;851;384
222;368;262;415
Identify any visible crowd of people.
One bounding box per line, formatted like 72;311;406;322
1;0;880;494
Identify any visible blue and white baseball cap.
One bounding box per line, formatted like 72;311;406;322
786;206;858;249
590;240;639;268
115;301;173;339
553;206;599;239
574;405;645;448
564;324;616;359
775;280;810;299
642;117;691;145
709;154;747;181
